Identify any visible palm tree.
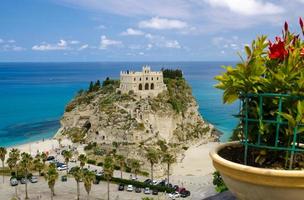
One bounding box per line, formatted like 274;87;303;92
104;155;114;200
40;152;47;165
131;159;140;179
44;163;59;200
19;152;33;200
0;147;7;183
7;148;20;198
115;154;125;179
33;157;44;176
83;170;95;200
70;166;83;200
78;154;87;169
162;152;176;185
62;150;72;176
145;148;159;181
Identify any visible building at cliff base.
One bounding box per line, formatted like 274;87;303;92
118;66;167;98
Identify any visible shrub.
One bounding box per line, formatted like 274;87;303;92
87;159;96;165
97;162;103;167
212;171;228;193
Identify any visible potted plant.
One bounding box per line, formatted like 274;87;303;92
210;18;304;200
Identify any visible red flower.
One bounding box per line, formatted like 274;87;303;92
301;48;304;57
268;37;288;60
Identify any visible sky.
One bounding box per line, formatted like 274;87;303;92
0;0;304;62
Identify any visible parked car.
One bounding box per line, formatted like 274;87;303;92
180;190;191;198
152;180;159;185
169;191;180;199
152;189;159;195
10;177;18;186
118;184;124;191
126;185;134;192
29;176;38;183
173;185;179;191
20;178;27;184
46;156;55;161
144;187;151;194
177;187;187;194
144;179;152;185
135;187;142;193
157;180;166;186
57;164;67;171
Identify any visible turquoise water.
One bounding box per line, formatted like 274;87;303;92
0;62;238;146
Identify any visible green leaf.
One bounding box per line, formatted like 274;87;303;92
244;45;251;57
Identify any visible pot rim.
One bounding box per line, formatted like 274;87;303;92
210;141;304;177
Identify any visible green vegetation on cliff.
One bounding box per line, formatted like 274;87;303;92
65;69;193;114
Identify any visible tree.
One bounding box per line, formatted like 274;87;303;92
78;154;87;169
40;152;47;166
19;152;33;200
44;163;59;200
162;152;176;185
104;155;114;200
83;170;95;200
115;154;125;179
62;150;72;176
130;159;140;179
70;166;83;200
127;158;140;179
7;148;20;198
0;147;7;183
33;157;44;176
88;81;94;92
145;148;159;181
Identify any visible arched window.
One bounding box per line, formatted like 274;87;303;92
139;78;142;81
151;77;153;81
146;77;148;81
139;83;143;90
145;83;149;90
134;78;136;81
157;77;159;80
151;83;154;90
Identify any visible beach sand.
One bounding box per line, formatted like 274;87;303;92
7;138;72;157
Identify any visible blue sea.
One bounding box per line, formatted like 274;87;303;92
0;62;238;147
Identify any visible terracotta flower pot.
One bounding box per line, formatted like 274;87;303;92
210;142;304;200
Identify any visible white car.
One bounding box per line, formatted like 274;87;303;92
144;187;151;194
57;165;68;171
169;191;180;199
126;185;134;192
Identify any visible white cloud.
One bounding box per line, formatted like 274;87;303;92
96;24;106;29
32;39;69;51
139;17;187;30
1;44;26;51
70;40;80;44
204;0;284;16
146;43;153;50
7;39;16;43
0;38;3;43
144;33;182;49
78;44;89;50
121;28;144;36
100;35;122;49
139;52;144;55
165;40;181;49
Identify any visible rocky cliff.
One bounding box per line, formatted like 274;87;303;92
55;75;217;175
